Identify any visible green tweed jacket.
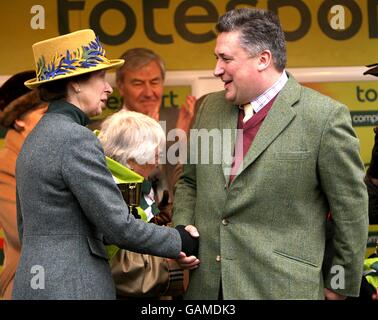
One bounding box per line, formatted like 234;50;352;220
173;75;369;300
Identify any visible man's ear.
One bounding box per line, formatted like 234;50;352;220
117;81;124;96
257;50;272;71
13;119;26;132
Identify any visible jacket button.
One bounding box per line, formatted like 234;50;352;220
222;218;229;226
216;255;221;262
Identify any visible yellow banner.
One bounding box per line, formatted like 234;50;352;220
304;81;378;167
1;0;378;74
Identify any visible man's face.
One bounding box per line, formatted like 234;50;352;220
118;60;164;120
214;31;261;105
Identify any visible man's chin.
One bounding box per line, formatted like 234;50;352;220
224;92;236;104
140;102;159;110
137;105;159;116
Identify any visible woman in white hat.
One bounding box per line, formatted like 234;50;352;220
13;29;199;300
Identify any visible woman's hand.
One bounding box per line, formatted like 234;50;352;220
177;225;200;269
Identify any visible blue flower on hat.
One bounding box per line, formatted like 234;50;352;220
37;37;109;81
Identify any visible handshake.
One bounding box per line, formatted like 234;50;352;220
175;225;200;270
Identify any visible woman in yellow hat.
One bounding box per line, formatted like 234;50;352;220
13;29;199;300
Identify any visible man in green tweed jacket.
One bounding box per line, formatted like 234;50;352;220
173;8;369;300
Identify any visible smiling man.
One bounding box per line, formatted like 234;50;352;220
173;8;369;300
116;48;165;120
115;48;196;196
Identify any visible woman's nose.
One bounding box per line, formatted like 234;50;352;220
105;81;113;95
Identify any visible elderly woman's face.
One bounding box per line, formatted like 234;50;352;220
75;70;113;117
128;149;160;179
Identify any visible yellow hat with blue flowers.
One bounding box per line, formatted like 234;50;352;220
25;29;124;89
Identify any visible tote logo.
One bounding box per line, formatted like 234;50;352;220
30;5;45;29
55;0;370;45
22;1;378;43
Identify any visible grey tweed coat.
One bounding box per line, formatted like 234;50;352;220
13;100;181;300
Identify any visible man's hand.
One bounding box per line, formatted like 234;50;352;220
177;252;200;270
372;289;378;300
176;95;196;134
324;288;347;300
185;224;199;238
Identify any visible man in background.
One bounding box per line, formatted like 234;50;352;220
109;48;197;299
115;48;196;200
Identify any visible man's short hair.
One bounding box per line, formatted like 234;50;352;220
116;48;166;87
216;8;287;71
